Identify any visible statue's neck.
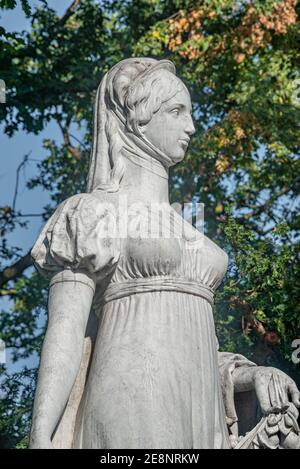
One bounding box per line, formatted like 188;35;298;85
119;154;170;205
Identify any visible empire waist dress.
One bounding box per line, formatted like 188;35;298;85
32;191;234;449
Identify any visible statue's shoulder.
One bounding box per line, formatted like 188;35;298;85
35;192;115;242
60;191;100;206
32;190;120;279
56;191;116;217
69;190;119;205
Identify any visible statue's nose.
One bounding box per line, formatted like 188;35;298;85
185;114;195;136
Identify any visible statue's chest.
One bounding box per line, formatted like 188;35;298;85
113;205;203;277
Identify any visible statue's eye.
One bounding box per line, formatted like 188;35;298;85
171;108;180;116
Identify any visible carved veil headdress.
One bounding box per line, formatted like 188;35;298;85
86;57;177;193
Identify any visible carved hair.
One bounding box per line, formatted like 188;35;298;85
109;64;184;134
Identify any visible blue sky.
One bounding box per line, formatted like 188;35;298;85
0;1;72;371
1;0;72;248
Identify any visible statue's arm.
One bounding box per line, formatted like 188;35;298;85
217;350;300;409
217;349;300;448
30;277;94;449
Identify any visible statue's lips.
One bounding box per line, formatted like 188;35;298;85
178;138;190;147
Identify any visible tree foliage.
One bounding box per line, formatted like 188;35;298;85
0;0;299;447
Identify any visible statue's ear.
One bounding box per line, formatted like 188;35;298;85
138;123;146;134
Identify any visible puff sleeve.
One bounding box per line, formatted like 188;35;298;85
31;193;120;290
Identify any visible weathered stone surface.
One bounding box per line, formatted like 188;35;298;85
29;58;300;449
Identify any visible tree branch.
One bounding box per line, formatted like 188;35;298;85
59;0;81;26
16;213;45;218
12;152;32;212
0;288;17;296
0;251;33;290
58;121;83;160
238;186;291;221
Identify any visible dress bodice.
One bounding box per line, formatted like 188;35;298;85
111;210;228;290
31;192;228;307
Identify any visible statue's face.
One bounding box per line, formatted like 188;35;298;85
140;84;195;164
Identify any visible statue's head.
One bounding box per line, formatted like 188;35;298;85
87;58;195;192
108;58;195;164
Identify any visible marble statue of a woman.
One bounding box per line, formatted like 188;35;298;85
29;58;300;449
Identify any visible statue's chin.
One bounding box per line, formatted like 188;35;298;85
170;152;185;165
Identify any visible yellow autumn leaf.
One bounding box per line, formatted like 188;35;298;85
215;202;224;214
